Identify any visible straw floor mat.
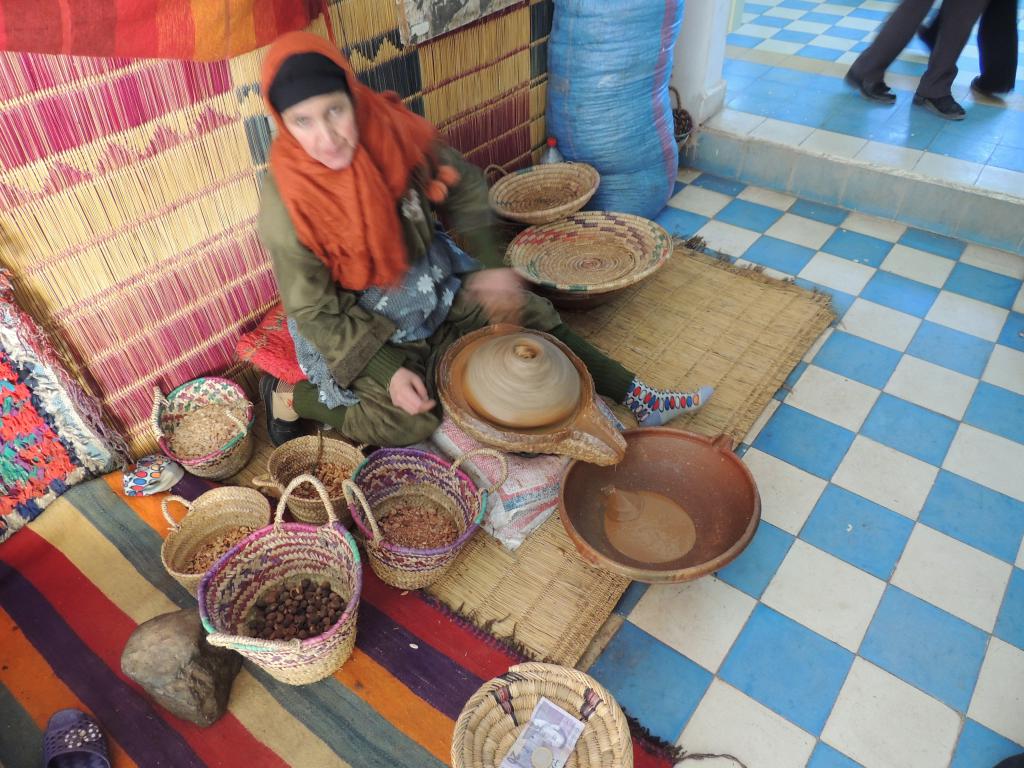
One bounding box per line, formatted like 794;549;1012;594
235;247;835;666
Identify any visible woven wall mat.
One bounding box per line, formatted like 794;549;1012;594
425;247;835;666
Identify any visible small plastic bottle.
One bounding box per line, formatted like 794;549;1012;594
538;136;564;164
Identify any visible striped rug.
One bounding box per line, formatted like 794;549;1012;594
0;473;676;767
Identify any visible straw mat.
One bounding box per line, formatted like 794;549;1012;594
424;247;835;665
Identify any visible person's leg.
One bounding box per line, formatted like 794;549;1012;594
975;0;1018;93
848;0;935;89
916;0;990;99
919;5;943;47
292;376;440;447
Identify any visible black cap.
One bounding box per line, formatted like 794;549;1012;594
268;52;351;114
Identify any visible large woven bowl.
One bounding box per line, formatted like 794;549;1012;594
452;662;633;768
507;212;673;309
488;163;600;225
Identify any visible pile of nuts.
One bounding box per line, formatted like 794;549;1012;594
379;505;458;549
184;525;256;573
291;463;349;499
169;403;247;459
243;578;346;641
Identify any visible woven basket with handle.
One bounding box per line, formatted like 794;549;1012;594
198;475;362;685
252;434;364;525
152;377;254;480
344;448;507;590
487;163;600;225
161;486;272;596
452;662;633;767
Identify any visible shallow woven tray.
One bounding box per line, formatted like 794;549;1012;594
452;662;632;768
488;163;600;225
507;212;672;304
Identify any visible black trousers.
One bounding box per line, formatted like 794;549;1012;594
849;0;991;98
922;0;1019;93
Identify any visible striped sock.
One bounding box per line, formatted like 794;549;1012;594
623;378;714;426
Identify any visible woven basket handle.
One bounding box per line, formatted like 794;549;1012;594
342;479;381;542
161;495;191;531
226;411;248;437
151;386;169;441
451;448;509;495
274;474;338;527
484;164;508;183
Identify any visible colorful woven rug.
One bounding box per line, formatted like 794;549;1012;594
0;472;677;767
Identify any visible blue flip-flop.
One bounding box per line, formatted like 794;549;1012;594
43;709;110;768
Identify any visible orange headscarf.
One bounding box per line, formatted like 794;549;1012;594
261;32;457;291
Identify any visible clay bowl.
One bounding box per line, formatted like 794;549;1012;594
436;324;626;466
559;428;760;583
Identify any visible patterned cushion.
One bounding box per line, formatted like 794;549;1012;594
0;270;124;543
235;303;307;385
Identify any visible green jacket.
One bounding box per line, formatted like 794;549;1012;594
257;146;503;390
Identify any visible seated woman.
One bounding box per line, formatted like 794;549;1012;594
257;32;712;447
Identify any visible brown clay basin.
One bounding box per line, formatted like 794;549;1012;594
559;428;760;583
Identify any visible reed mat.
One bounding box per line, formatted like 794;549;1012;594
424;247;835;665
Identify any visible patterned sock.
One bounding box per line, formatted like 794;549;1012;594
623;378;714;426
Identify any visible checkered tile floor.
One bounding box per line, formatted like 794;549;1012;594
712;0;1024;197
587;169;1024;768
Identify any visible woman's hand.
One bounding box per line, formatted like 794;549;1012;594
465;268;526;324
388;367;437;415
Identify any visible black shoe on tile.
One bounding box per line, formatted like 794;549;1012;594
913;94;966;120
259;374;304;446
970;77;1002;99
844;71;897;104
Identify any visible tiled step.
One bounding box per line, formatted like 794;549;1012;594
687;112;1024;256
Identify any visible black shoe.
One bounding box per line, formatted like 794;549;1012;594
845;71;897;104
259;374;304;446
970;77;1002;99
913;94;966;120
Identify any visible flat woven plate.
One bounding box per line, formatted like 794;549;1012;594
506;211;673;295
488;163;600;225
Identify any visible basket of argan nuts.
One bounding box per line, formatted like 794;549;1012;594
197;474;362;685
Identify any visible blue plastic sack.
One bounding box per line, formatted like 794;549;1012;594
547;0;684;218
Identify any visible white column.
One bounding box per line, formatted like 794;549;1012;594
671;0;730;125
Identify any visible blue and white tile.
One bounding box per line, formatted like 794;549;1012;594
859;586;989;711
786;364;880;432
798;251;875;295
959;243;1024;280
859;270;939;317
690;173;748;197
883;354;978;420
964;381;1024;444
765;212;837;250
891;523;1012;632
982;344;1024;396
879;244;955;288
719;604;854;735
840;298;921;351
801;484;914;580
831;435;938;519
587;622;712;743
822;658;961;768
678;679;817;767
840;212;907;243
669;184;734;217
761;539;885;651
945;263;1022;310
808;742;864;768
716;198;786;232
737;184;797;210
968;638;1024;745
926;291;1010;343
694;220;762;259
753;403;857;479
716;521;794;599
750;116;817;145
897;227;966;261
811;330;901;389
860;392;958;466
821;229;894;268
995;568;1024;651
999;312;1024;352
921;470;1024;564
944;423;1024;502
627;577;756;673
906;321;995;379
742;447;828;534
743;235;818;273
742;397;782;445
950;720;1024;768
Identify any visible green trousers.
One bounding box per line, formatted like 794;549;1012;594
293;290;634;446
